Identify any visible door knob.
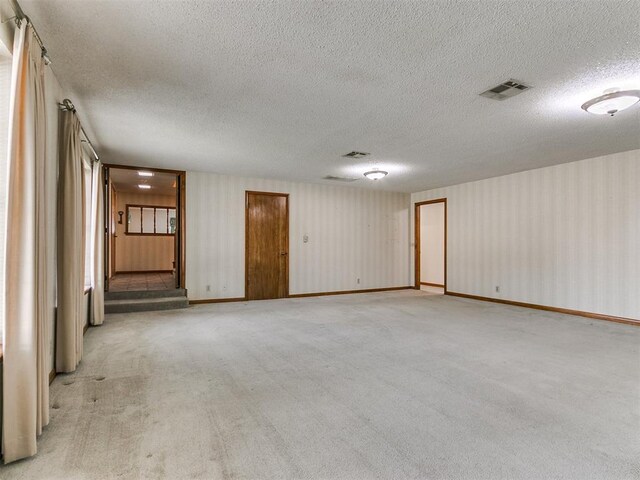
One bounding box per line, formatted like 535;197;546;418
280;252;288;256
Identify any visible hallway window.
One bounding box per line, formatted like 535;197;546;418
126;205;176;235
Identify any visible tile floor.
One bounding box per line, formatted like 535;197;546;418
420;284;445;294
108;272;176;291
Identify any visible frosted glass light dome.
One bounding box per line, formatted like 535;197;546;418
581;88;640;116
363;169;388;180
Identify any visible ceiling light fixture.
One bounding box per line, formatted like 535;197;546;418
581;88;640;116
138;184;151;189
363;169;388;180
138;171;154;177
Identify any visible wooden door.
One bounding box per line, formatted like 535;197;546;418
245;191;289;300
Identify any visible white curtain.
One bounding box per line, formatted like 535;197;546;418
2;21;49;464
90;162;104;325
56;109;84;372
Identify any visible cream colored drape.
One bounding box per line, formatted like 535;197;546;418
56;110;84;372
90;162;104;325
2;22;49;464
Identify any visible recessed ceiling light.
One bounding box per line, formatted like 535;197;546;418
581;88;640;116
138;171;154;177
363;169;388;180
138;184;151;189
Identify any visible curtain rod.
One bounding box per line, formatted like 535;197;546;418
59;99;100;161
8;0;50;64
9;0;99;160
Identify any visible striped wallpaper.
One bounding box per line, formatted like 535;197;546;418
411;149;640;320
186;172;410;300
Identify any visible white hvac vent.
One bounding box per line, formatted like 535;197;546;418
342;151;370;158
479;79;532;100
323;175;358;182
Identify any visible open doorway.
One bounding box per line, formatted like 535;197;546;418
104;165;186;292
415;198;446;295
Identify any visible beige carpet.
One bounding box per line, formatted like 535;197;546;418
1;290;638;479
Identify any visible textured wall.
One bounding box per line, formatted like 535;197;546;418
419;202;445;285
114;192;176;272
411;149;640;320
186;172;410;300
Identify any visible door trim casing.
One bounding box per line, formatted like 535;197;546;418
414;198;447;291
244;191;289;300
103;163;187;290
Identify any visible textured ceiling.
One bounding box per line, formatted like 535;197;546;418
110;168;177;196
21;0;640;192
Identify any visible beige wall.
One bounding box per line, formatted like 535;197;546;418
186;171;410;301
114;191;176;272
419;202;445;285
411;149;640;320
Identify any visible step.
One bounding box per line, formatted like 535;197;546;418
105;289;187;301
105;296;189;314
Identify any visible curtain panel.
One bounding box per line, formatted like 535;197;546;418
91;163;104;325
2;21;49;464
55;109;84;372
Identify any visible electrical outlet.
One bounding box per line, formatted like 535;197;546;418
357;278;360;284
303;234;309;243
495;286;500;293
206;285;211;292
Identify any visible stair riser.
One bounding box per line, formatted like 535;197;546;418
105;300;189;314
105;289;187;301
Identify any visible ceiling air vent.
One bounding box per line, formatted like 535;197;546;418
342;151;370;158
323;175;358;183
479;79;532;100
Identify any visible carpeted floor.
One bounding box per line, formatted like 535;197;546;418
1;290;638;480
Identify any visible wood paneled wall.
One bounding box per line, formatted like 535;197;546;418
411;149;640;320
114;191;176;272
186;172;410;300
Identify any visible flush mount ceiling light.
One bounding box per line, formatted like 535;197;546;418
138;184;151;189
138;171;154;177
363;169;388;180
581;88;640;116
